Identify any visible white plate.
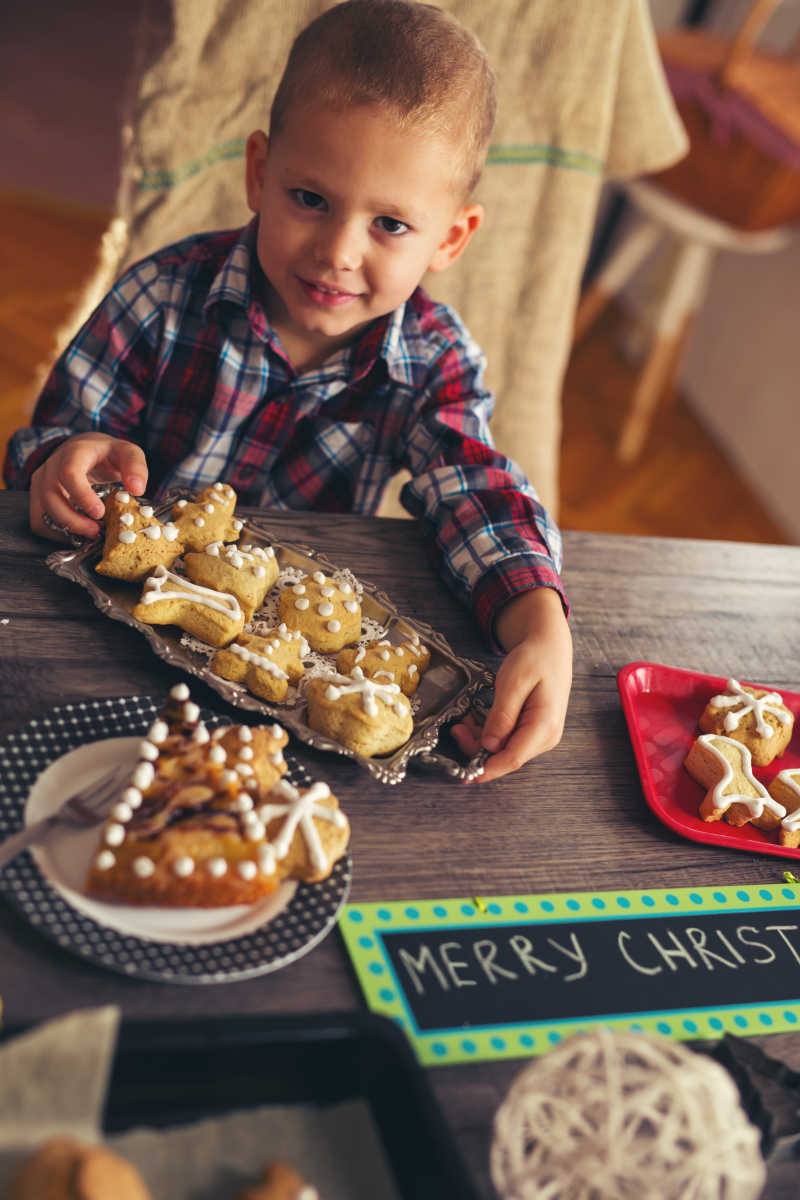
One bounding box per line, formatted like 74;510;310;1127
0;696;351;983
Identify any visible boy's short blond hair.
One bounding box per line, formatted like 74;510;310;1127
269;0;497;196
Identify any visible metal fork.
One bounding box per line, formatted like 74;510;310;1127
0;764;129;872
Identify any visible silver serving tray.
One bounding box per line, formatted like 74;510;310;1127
46;507;494;785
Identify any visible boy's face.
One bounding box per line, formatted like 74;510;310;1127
245;102;481;370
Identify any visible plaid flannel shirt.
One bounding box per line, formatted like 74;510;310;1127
4;219;567;646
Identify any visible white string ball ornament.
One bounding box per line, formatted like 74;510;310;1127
490;1029;766;1200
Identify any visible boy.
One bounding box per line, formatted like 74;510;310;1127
4;0;572;782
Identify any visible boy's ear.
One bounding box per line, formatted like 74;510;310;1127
427;204;483;273
245;130;269;213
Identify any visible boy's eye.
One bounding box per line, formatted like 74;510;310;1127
374;215;410;236
292;189;327;211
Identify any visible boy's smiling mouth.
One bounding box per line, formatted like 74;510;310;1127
297;276;363;306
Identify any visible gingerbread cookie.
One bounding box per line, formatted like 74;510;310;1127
336;634;430;696
306;666;413;757
184;540;279;621
699;678;794;766
211;626;308;702
256;777;350;883
8;1135;151;1200
95;490;183;582
770;768;800;848
85;684;291;906
132;564;245;647
171;482;243;552
684;732;786;830
233;1161;319;1200
278;570;361;653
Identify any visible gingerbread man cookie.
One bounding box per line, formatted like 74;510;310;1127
699;678;794;766
171;482;243;552
184;540;280;621
95;489;183;582
770;768;800;848
684;732;786;830
211;626;308;702
336;633;430;696
278;570;361;652
233;1161;320;1200
306;666;413;757
133;564;245;647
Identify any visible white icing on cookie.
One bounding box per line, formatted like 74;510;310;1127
710;678;791;739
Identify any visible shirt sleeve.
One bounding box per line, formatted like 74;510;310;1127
2;261;163;489
398;318;568;651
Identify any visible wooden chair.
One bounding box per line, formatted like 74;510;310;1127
574;0;800;463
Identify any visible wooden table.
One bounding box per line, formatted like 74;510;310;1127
2;489;800;1196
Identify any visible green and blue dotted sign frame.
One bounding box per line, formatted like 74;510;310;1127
339;883;800;1066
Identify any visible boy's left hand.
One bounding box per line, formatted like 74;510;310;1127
450;587;572;783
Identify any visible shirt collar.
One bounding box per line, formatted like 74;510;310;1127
204;219;258;313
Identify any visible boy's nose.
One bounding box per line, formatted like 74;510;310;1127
313;220;363;270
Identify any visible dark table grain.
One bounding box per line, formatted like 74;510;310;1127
1;490;799;1196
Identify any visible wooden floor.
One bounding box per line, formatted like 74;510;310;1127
0;192;791;546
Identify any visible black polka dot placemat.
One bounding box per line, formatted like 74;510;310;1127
0;696;351;984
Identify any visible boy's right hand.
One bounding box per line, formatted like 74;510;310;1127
30;433;148;542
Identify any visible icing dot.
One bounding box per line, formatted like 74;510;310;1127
203;503;215;513
173;856;195;877
133;856;155;878
118;530;135;544
292;584;306;595
193;516;205;527
193;724;210;744
244;818;266;841
238;860;257;880
105;824;125;846
133;762;155;790
344;600;359;613
183;701;200;722
234;792;254;813
239;727;253;742
209;745;226;764
112;801;133;822
117;492;131;503
149;720;169;744
142;525;161;539
139;740;159;761
171;683;190;700
95;850;115;870
320;586;335;598
295;597;310;610
176;499;188;508
220;769;239;786
318;602;334;617
207;857;227;877
140;506;154;519
163;524;179;541
206;542;221;557
238;745;254;761
327;620;341;632
120;512;134;527
121;787;142;808
253;565;266;578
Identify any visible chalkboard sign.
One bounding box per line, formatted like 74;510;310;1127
339;882;800;1065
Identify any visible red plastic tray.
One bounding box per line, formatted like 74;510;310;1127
617;661;800;860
